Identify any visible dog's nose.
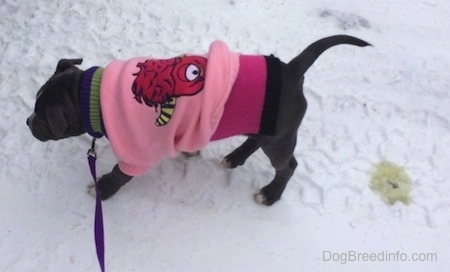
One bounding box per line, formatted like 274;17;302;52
27;113;36;128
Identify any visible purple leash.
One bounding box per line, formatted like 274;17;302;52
87;138;105;272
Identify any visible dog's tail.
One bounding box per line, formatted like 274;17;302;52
287;35;371;78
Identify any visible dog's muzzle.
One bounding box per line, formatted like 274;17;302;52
26;113;52;141
26;113;36;129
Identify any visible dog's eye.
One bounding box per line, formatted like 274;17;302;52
185;64;200;81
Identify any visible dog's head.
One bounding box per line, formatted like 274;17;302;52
27;59;86;141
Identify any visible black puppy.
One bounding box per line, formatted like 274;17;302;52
27;35;370;205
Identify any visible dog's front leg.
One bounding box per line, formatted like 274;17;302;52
88;164;133;200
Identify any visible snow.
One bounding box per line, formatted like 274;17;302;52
1;0;449;271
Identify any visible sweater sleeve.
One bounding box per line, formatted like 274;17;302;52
118;160;157;177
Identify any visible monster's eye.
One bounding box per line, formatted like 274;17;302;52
185;64;200;81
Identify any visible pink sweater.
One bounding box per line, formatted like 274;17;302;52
80;41;281;176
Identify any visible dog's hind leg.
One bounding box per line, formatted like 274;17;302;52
254;136;298;206
222;137;260;169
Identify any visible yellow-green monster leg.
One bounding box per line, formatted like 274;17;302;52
155;97;177;126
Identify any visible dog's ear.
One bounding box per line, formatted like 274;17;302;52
55;59;83;74
46;105;68;137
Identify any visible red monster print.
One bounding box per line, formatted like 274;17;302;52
131;56;207;126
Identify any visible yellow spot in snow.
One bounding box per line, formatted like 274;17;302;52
370;161;412;205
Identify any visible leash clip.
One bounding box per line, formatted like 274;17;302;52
87;138;97;158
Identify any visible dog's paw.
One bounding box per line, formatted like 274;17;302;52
86;177;123;201
221;157;234;169
254;191;267;205
253;190;280;206
221;153;247;169
221;156;244;169
87;182;97;198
